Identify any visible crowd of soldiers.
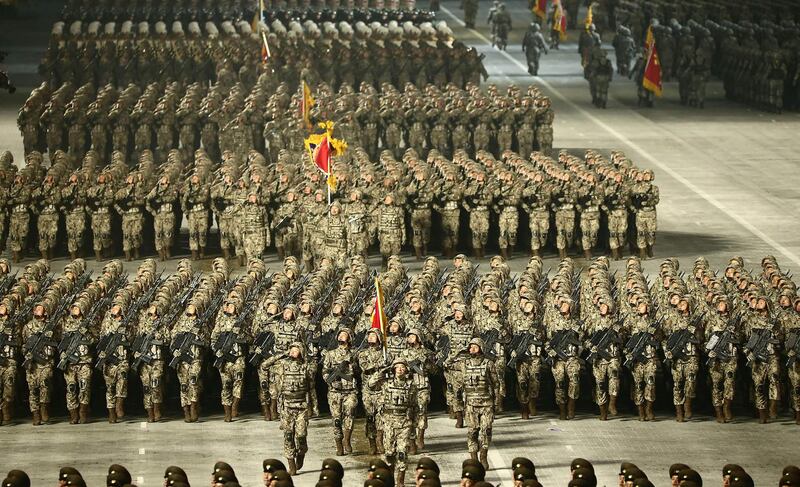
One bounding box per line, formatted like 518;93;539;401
0;251;799;473
0;145;659;265
6;460;800;487
604;0;800;112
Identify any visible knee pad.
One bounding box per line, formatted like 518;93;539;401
795;386;800;397
334;418;342;429
260;380;269;390
181;384;189;393
714;381;724;391
597;382;606;393
235;372;244;381
143;386;151;394
68;383;77;393
151;378;159;388
771;374;779;383
687;372;696;383
726;371;734;380
79;379;88;389
557;380;565;389
398;452;407;462
284;431;294;444
470;430;479;443
756;384;765;395
190;375;198;385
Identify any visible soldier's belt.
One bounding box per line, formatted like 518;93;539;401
159;204;173;212
95;207;110;214
473;206;489;211
13;205;27;212
42;205;57;213
191;205;207;212
444;202;459;211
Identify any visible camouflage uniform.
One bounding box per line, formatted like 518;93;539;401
7;178;32;257
546;313;582;406
378;197;405;264
398;333;435;449
323;338;359;452
170;312;206;409
182;178;211;257
586;313;622;408
134;307;167;413
61;174;89;258
241;194;270;261
626;314;659;408
664;312;700;409
463;177;496;258
496;176;523;257
344;192;370;258
87;179;116;258
436;177;463;257
745;315;780;412
273;195;303;260
509;305;545;414
357;330;387;453
34;180;62;258
705;311;738;410
97;311;129;415
272;345;314;464
211;306;246;410
147;181;179;259
407;176;436;259
322;203;348;268
523;179;551;255
115;178;147;260
60;312;94;414
211;177;241;259
0;315;19;420
443;311;475;416
631;177;659;256
457;341;496;461
553;181;577;257
22;314;56;415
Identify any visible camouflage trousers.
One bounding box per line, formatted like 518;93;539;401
64;363;92;409
492;351;506;408
218;214;237;251
0;213;6;252
670;356;698;405
498;207;518;249
607;209;628;250
37;212;59;253
635;209;657;249
362;388;382;440
218;358;245;406
121;212;144;252
0;360;17;406
25;364;52;412
515;357;542;405
788;361;800;411
535;124;553;152
551;357;581;404
410;209;432;248
411;387;430;432
378;235;402;258
497;127;513;153
440;209;461;250
579;210;600;251
750;356;780;410
186;209;208;251
8;212;30;252
555;208;576;250
139;360;164;408
592;357;621;405
281;406;309;457
154;212;176;252
444;366;465;413
346;232;368;258
528;209;550;251
102;361;128;409
176;360;202;407
382;412;412;473
469;209;490;249
517;133;534;160
708;358;736;407
65;210;86;253
243;230;267;260
91;211;112;252
465;404;494;453
257;359;271;405
631;359;657;405
328;389;358;438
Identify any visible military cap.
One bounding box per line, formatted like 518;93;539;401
417;457;439;474
619;463;638;476
670;464;690;478
213;471;236;485
164;466;187;481
513;458;535;473
418;481;440;487
107;471;130;487
372;469;393;487
571;459;593;472
463;458;486;474
679;469;702;486
418;470;439;481
59;468;82;481
65;475;86;487
363;481;384;487
212;463;233;475
321;458;344;478
5;472;28;487
262;459;286;474
319;469;341;482
271;471;292;483
572;468;596;486
783;473;800;487
462;466;485;481
514;468;536;482
785;467;800;479
625;468;647;483
369;459;390;472
2;476;29;487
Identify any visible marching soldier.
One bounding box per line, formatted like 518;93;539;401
508;297;545;418
0;297;20;425
377;194;405;269
398;328;436;453
323;328;359;456
134;298;169;422
62;168;90;260
170;301;207;423
454;337;497;470
97;298;130;423
22;301;57;425
211;295;247;422
357;328;388;455
545;297;583;420
182;172;212;260
147;175;180;261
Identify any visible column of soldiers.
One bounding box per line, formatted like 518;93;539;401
614;0;800;112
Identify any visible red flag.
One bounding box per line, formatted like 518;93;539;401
370;280;387;337
642;26;662;96
533;0;546;19
312;136;331;174
260;32;271;65
553;0;567;40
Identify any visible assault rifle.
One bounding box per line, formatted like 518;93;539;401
407;359;425;376
785;331;800;367
248;331;276;365
212;330;248;368
324;359;353;385
94;330;129;370
0;271;18;297
56;331;91;370
545;329;582;366
744;328;780;366
385;277;412;319
11;273;55;329
420;268;449;326
120;270;165;330
481;328;501;359
341;270;377;329
463;265;481;301
663;327;700;367
433;334;451;367
169;331;205;368
585;328;622;364
623;331;658;368
280;272;311;309
130;330;163;369
506;332;543;368
705;329;739;366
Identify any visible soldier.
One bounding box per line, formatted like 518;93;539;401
211;296;246;422
343;190;369;259
322;201;348;268
87;173;116;261
269;342;315;475
442;303;475;428
631;170;659;259
369;358;417;487
33;170;64;260
407;170;436;260
273;191;303;260
399;328;436;453
358;328;388;455
96;299;129;423
495;170;522;260
522;22;548;75
170;302;206;423
603;173;629;260
782;296;800;425
212;172;242;262
534;97;554;153
454;337;496;470
586;300;623;420
0;298;20;425
463;172;495;260
743;296;781;424
323;328;359;456
22;301;57;425
612;26;635;76
377;194;405;269
7;172;33;263
577;177;603;258
490;3;512;51
704;296;738;423
546;298;583;419
587;50;613;108
115;171;149;262
553;175;577;259
134;298;168;422
508;297;545;418
182;172;211;260
624;299;659;421
60;298;95;424
435;171;463;258
147;175;180;261
241;190;270;263
463;0;478;28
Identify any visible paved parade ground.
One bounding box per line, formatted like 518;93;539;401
1;0;800;486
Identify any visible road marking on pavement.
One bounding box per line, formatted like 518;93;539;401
136;477;144;485
441;6;800;267
139;448;146;455
488;444;510;486
140;422;147;429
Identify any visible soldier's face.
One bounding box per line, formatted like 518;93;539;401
469;344;480;355
394;363;407;376
337;332;349;343
289;347;301;359
282;309;293;320
454;310;464;321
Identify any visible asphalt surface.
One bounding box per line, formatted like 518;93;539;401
1;1;800;486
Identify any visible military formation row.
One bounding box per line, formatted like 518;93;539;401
39;16;478;92
614;1;800;112
16;459;800;487
0;146;657;263
19;78;547;170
